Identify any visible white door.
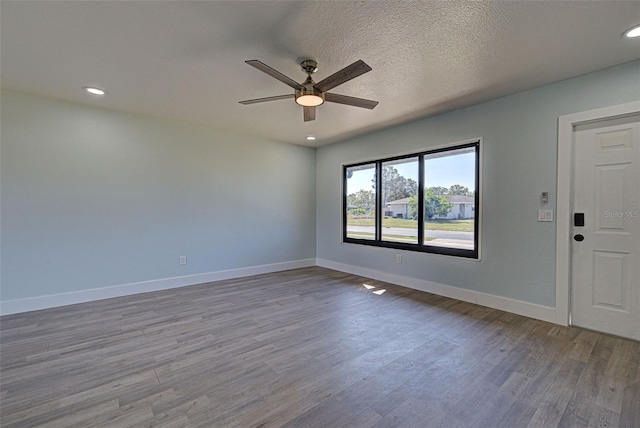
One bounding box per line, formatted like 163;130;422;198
571;114;640;341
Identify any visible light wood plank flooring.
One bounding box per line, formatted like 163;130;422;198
1;267;639;427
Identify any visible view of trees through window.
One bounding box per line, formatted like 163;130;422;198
381;157;418;243
423;147;476;250
345;163;376;240
344;142;479;258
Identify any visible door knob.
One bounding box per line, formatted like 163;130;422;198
574;234;584;242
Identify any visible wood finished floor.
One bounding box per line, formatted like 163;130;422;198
1;267;639;428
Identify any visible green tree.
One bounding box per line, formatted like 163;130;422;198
347;189;375;215
408;195;417;219
429;186;449;196
449;184;472;196
373;166;417;204
424;187;453;219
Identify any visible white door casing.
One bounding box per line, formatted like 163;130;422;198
570;115;640;340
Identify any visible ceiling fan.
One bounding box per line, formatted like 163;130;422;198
239;59;378;122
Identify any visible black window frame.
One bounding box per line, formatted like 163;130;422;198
342;140;480;259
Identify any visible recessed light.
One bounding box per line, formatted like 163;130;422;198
624;25;640;38
306;136;317;141
84;86;106;95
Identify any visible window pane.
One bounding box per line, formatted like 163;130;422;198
423;147;476;250
381;157;418;244
345;163;376;240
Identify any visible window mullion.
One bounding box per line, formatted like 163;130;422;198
375;161;382;241
417;155;424;246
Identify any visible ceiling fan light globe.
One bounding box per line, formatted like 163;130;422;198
624;25;640;38
296;94;324;107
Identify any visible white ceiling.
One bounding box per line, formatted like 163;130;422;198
2;1;639;147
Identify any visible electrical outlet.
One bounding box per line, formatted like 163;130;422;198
179;256;187;265
396;254;402;264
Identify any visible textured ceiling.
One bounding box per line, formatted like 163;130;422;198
1;1;639;147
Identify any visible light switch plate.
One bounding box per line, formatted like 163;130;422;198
538;209;553;222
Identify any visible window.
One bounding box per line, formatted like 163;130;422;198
343;140;480;258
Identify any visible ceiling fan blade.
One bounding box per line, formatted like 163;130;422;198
313;60;372;92
245;60;304;90
325;93;379;109
239;94;294;105
303;106;316;122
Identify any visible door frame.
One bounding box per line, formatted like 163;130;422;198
555;100;640;326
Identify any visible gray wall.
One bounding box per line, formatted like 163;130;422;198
1;91;316;301
316;61;640;308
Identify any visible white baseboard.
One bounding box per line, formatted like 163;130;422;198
316;259;558;324
0;259;316;316
1;258;558;324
